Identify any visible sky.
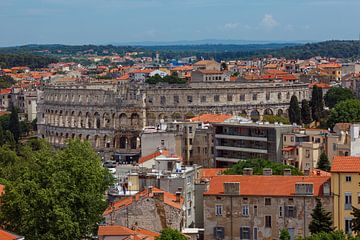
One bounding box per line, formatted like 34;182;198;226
0;0;359;46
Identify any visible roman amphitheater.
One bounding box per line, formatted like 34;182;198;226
37;80;309;160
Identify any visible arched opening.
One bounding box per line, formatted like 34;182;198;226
119;113;128;126
104;135;110;148
250;110;260;122
119;136;127;149
85;112;91;128
277;109;284;116
94;135;100;148
130;113;140;126
71;111;76;128
78;112;83;128
94;112;101;129
103;113;111;128
146;113;156;126
59;110;63;127
264;108;274;116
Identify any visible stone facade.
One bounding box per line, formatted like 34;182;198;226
37;80;309;159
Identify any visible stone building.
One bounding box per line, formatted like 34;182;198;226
37;79;309;160
203;174;332;240
103;187;184;233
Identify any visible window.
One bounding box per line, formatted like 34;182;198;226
253;205;258;216
346;176;352;182
242;205;249;216
187;192;191;200
279;206;283;217
160;139;165;146
189;138;193;145
240;227;250;240
174;95;179;104
265;198;271;206
278;92;282;100
201;96;206;103
305;150;310;158
285;206;296;218
345;193;352;210
214;95;220;102
187;96;193;103
253;227;258;240
188;126;193;133
188;208;191;216
240;94;245;101
215;205;223;216
266;92;270;100
227;94;233;101
214;227;224;239
345;219;352;235
265;215;272;228
252;94;257;101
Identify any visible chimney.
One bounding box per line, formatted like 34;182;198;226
153;191;164;202
243;168;253;176
175;192;181;202
263;168;272;176
283;168;292;176
223;182;240;195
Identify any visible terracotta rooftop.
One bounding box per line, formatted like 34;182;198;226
172;65;193;71
189;113;232;123
0;184;4;195
331;156;360;172
193;60;218;65
199;168;226;179
103;187;184;215
138;149;170;164
0;229;24;240
0;88;11;95
308;82;331;89
98;225;159;239
204;175;329;196
198;70;223;74
318;63;341;68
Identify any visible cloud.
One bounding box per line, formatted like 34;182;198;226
223;22;240;29
261;14;279;29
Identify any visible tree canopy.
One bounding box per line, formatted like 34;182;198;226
301;99;313;125
352;206;360;235
145;74;187;84
0;140;113;240
0;75;15;89
310;85;324;122
156;228;187;240
317;152;330;172
308;198;333;234
327;99;360;128
289;95;301;125
324;87;355;109
223;158;302;176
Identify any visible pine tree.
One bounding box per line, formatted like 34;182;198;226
301;99;313;124
8;105;21;143
280;229;291;240
351;206;360;235
310;85;324;122
309;198;333;234
317;152;331;171
288;95;302;125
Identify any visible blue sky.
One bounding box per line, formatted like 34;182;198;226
0;0;359;46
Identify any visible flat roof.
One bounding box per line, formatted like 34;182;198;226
213;122;293;128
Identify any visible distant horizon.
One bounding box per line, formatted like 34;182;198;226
1;38;359;48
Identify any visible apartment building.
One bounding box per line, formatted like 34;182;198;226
331;156;360;235
213;122;293;167
203;174;332;240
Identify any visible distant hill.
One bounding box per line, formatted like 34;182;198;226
0;40;359;64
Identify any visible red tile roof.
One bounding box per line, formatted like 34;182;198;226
308;82;331;89
204;175;329;196
172;66;193;71
98;225;159;239
138;150;170;164
0;229;23;240
200;168;226;179
189;114;232;123
198;70;223;74
0;184;4;195
282;146;296;152
331;156;360;172
103;187;183;215
0;88;11;95
318;63;341;68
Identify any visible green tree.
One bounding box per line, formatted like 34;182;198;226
0;140;113;240
324;87;355;109
8;106;20;142
0;124;4;146
310;85;324;122
327;100;360;128
3;130;16;149
305;231;348;240
280;229;291;240
262;115;290;124
288;95;302;125
156;228;187;240
223;158;302;176
309;198;333;234
317;152;331;171
351;206;360;235
301;99;313;124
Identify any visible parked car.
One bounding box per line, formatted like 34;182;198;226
103;160;116;168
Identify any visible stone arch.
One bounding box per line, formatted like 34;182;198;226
59;110;64;127
277;109;284;116
185;112;195;119
94;135;100;148
240;110;247;117
130;113;140;126
250;109;260;122
71;111;76;128
103;113;111;128
119;136;128;149
277;92;282;100
78;134;83;141
286;92;291;100
85;112;91;128
112;113;116;128
104;135;110;148
94;112;101;129
172;112;182;121
119;113;128;126
78;112;84;128
264;108;274;115
85;135;90;141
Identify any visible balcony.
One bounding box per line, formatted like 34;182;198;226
215;134;267;142
215;145;268;154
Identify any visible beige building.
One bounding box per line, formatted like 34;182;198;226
331;156;360;235
203;175;332;240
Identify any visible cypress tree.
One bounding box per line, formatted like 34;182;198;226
317;152;330;171
8;105;21;142
309;198;333;234
288;95;301;125
351;206;360;235
280;229;291;240
301;99;312;124
310;85;324;122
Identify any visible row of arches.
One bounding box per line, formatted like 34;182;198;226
44;131;140;150
43;110;141;129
